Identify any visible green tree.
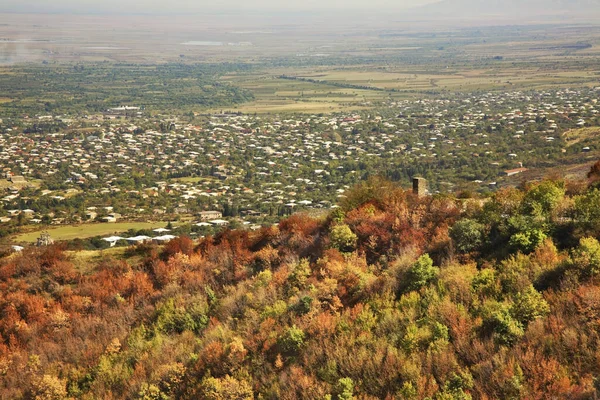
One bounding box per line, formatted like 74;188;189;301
522;180;565;217
335;377;355;400
437;371;474;400
574;189;600;232
330;224;358;253
287;259;311;291
450;219;485;253
509;229;547;254
406;254;439;292
484;305;525;346
472;268;501;298
31;375;68;400
571;237;600;278
510;285;550;326
200;375;253;400
330;208;346;223
137;383;167;400
278;325;306;355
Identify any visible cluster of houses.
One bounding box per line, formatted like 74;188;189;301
102;227;176;247
0;87;598;232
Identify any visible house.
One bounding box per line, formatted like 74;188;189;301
126;236;151;244
105;106;141;117
152;235;176;244
199;211;223;221
502;168;528;177
21;210;35;219
103;236;124;247
241;210;263;217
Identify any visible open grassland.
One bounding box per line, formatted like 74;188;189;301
0;179;41;190
563;127;600;147
67;247;130;274
504;153;600;186
172;176;207;184
14;222;165;243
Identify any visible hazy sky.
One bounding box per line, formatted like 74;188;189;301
0;0;439;14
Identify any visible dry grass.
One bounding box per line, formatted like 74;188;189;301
562;127;600;147
14;222;165;243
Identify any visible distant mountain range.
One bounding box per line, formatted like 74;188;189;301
405;0;600;22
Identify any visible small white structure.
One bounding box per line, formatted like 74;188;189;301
153;235;176;243
126;235;152;244
103;236;124;247
199;211;223;221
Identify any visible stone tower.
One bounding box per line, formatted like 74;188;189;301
413;177;427;198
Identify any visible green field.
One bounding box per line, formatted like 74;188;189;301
14;222;166;243
217;71;386;113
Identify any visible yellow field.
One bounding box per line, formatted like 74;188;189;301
563;127;600;147
0;179;41;190
228;100;369;114
67;247;130;273
293;68;599;91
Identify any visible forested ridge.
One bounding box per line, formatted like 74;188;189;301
2;162;600;399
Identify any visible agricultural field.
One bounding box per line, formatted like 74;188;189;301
216;62;600;113
216;71;386;113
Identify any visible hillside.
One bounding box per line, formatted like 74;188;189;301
1;166;600;399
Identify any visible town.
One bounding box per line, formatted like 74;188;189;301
0;86;599;249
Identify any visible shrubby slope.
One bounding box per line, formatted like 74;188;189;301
2;163;600;399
